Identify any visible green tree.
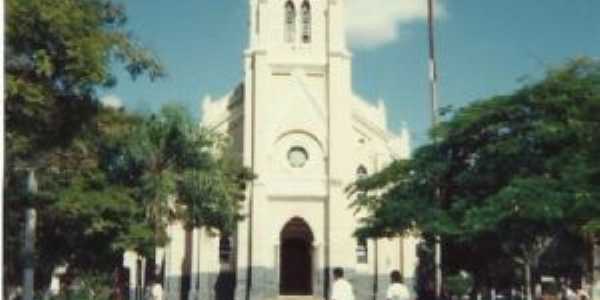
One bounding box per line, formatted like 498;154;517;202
351;58;600;300
5;0;252;296
5;0;162;293
4;107;154;293
6;0;163;166
112;105;252;279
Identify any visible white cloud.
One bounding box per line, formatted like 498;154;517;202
100;94;123;109
345;0;446;49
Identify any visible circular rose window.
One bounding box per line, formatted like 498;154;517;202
287;146;309;168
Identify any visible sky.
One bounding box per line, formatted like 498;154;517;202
103;0;600;147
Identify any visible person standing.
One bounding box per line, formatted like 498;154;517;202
386;271;411;300
561;281;578;300
145;280;163;300
331;267;355;300
577;283;590;300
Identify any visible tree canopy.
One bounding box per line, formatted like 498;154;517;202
6;0;164;167
351;58;600;297
110;105;252;247
4;1;251;294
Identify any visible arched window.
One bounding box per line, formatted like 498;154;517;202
301;1;311;43
219;235;233;264
356;238;368;264
357;165;368;179
356;165;368;200
284;1;296;43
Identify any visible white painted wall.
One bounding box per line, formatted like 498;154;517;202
159;1;421;299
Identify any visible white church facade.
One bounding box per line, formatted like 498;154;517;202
124;1;420;300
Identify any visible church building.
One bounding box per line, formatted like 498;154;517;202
124;1;419;300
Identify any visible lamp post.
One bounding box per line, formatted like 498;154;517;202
23;169;38;300
426;0;442;299
593;234;600;300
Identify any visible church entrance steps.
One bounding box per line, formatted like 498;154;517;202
275;295;322;300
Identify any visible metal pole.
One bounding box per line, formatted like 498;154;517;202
23;208;36;300
427;0;442;299
324;1;332;298
435;236;442;299
593;235;600;300
23;169;38;300
428;0;439;126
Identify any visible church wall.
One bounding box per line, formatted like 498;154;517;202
375;238;402;300
199;84;416;300
245;50;332;296
164;225;415;300
197;230;221;300
346;116;417;300
401;235;421;296
229;119;244;159
259;70;327;146
327;0;348;55
326;45;359;293
161;224;223;300
197;1;420;300
164;222;186;300
353;240;376;300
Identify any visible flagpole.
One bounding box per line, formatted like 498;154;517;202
324;0;332;299
427;0;442;299
428;0;438;127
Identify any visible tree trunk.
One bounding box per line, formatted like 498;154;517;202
112;266;123;300
593;240;600;300
525;263;533;300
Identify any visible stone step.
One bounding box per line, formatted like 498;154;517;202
277;296;322;300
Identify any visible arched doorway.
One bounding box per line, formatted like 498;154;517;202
280;217;314;295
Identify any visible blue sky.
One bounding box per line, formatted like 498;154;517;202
104;0;600;147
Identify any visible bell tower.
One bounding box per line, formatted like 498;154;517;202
247;0;350;63
241;0;355;184
236;0;356;299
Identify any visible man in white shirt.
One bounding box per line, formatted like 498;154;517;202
565;285;578;300
386;270;411;300
145;280;163;300
331;267;355;300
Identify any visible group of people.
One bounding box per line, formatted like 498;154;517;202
331;267;412;300
145;268;411;300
